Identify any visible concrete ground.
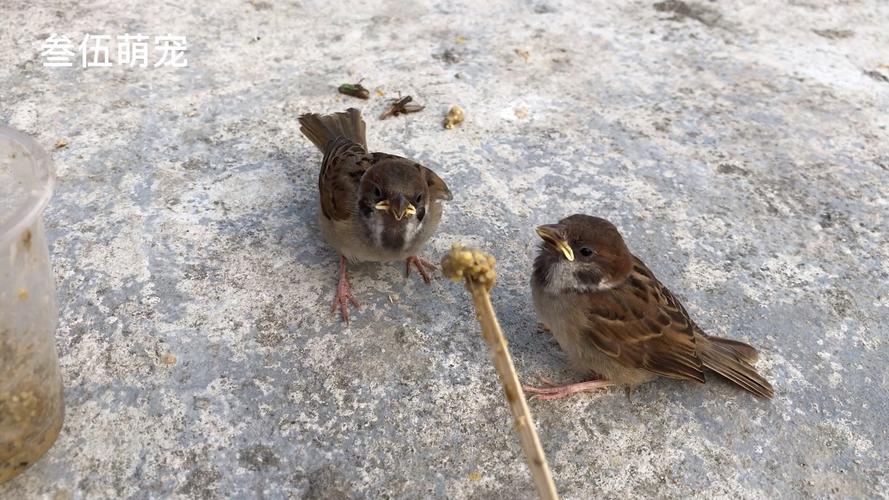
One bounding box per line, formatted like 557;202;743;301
2;0;888;498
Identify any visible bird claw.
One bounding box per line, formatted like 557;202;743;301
331;284;360;324
332;256;361;324
405;255;437;283
522;377;614;401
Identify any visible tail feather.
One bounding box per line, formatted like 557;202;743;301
298;108;367;151
697;335;774;399
703;335;759;364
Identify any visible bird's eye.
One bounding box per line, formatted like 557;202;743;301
373;186;382;199
579;247;594;257
414;193;423;204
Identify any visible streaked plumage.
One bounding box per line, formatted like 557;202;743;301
528;214;773;399
298;108;452;323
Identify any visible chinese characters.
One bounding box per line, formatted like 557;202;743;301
39;34;187;68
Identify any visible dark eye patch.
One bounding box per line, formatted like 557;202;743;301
574;269;601;285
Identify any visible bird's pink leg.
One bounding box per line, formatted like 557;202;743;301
405;255;437;284
331;255;360;324
523;376;614;401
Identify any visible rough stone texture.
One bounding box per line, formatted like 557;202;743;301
2;0;888;498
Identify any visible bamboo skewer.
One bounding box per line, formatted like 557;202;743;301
441;245;559;500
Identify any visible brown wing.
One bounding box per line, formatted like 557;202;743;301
318;137;373;221
583;256;706;383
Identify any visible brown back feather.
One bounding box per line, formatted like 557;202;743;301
585;257;705;383
585;256;773;398
298;109;372;221
316;138;372;220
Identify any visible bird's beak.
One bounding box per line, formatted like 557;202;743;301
536;224;574;261
386;194;416;221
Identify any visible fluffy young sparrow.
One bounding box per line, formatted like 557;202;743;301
527;214;774;400
298;108;452;323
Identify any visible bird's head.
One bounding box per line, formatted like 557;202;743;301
533;214;633;294
358;159;451;223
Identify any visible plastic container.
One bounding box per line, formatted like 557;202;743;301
0;125;63;484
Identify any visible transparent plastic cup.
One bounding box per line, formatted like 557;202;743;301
0;126;64;484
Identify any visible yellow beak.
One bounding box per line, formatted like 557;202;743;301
375;200;417;221
401;204;417;219
536;225;574;261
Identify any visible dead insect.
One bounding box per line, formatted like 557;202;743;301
338;81;370;100
379;96;424;119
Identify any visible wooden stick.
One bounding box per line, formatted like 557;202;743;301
442;245;559;500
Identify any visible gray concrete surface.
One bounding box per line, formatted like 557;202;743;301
2;0;888;498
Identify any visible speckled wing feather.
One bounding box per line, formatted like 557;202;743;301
317;137;373;221
298;108;373;221
583;256;706;383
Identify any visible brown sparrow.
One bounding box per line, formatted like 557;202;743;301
298;108;452;323
527;214;774;400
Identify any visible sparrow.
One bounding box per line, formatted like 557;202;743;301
526;214;774;400
298;108;453;323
